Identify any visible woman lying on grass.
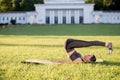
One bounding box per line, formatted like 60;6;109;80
63;39;113;63
22;38;113;64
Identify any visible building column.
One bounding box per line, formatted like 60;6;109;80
35;5;46;24
84;4;94;24
75;10;79;24
58;10;62;24
50;10;54;24
68;9;71;24
66;10;69;24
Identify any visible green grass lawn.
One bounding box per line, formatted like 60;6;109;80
0;24;120;36
0;24;120;80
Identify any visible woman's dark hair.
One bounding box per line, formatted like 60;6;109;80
84;54;96;62
90;55;96;62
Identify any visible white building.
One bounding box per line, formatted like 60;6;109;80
34;0;94;24
0;0;120;24
93;11;120;24
0;11;37;24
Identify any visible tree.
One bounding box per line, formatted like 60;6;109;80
20;0;43;11
85;0;120;10
12;0;21;11
102;0;113;10
94;0;104;10
0;0;12;12
0;0;43;12
110;0;120;10
86;0;94;3
0;0;120;12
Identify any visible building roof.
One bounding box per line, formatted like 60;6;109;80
44;0;85;4
0;11;35;13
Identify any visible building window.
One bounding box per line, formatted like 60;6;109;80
19;17;21;20
71;16;75;24
63;16;66;24
117;16;119;20
79;16;83;23
46;16;50;24
3;17;5;21
23;17;25;20
54;16;58;24
7;17;9;21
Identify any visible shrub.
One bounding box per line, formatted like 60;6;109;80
10;19;16;25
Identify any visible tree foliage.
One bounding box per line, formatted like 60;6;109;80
0;0;43;12
86;0;120;10
19;0;43;11
0;0;120;12
0;0;12;12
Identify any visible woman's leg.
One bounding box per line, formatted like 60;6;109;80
65;39;105;53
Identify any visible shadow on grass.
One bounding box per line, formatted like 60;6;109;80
114;47;120;50
94;61;120;66
0;43;62;47
21;60;120;67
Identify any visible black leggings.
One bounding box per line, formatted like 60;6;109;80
65;39;105;52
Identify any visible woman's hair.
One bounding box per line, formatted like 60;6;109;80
84;54;96;62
